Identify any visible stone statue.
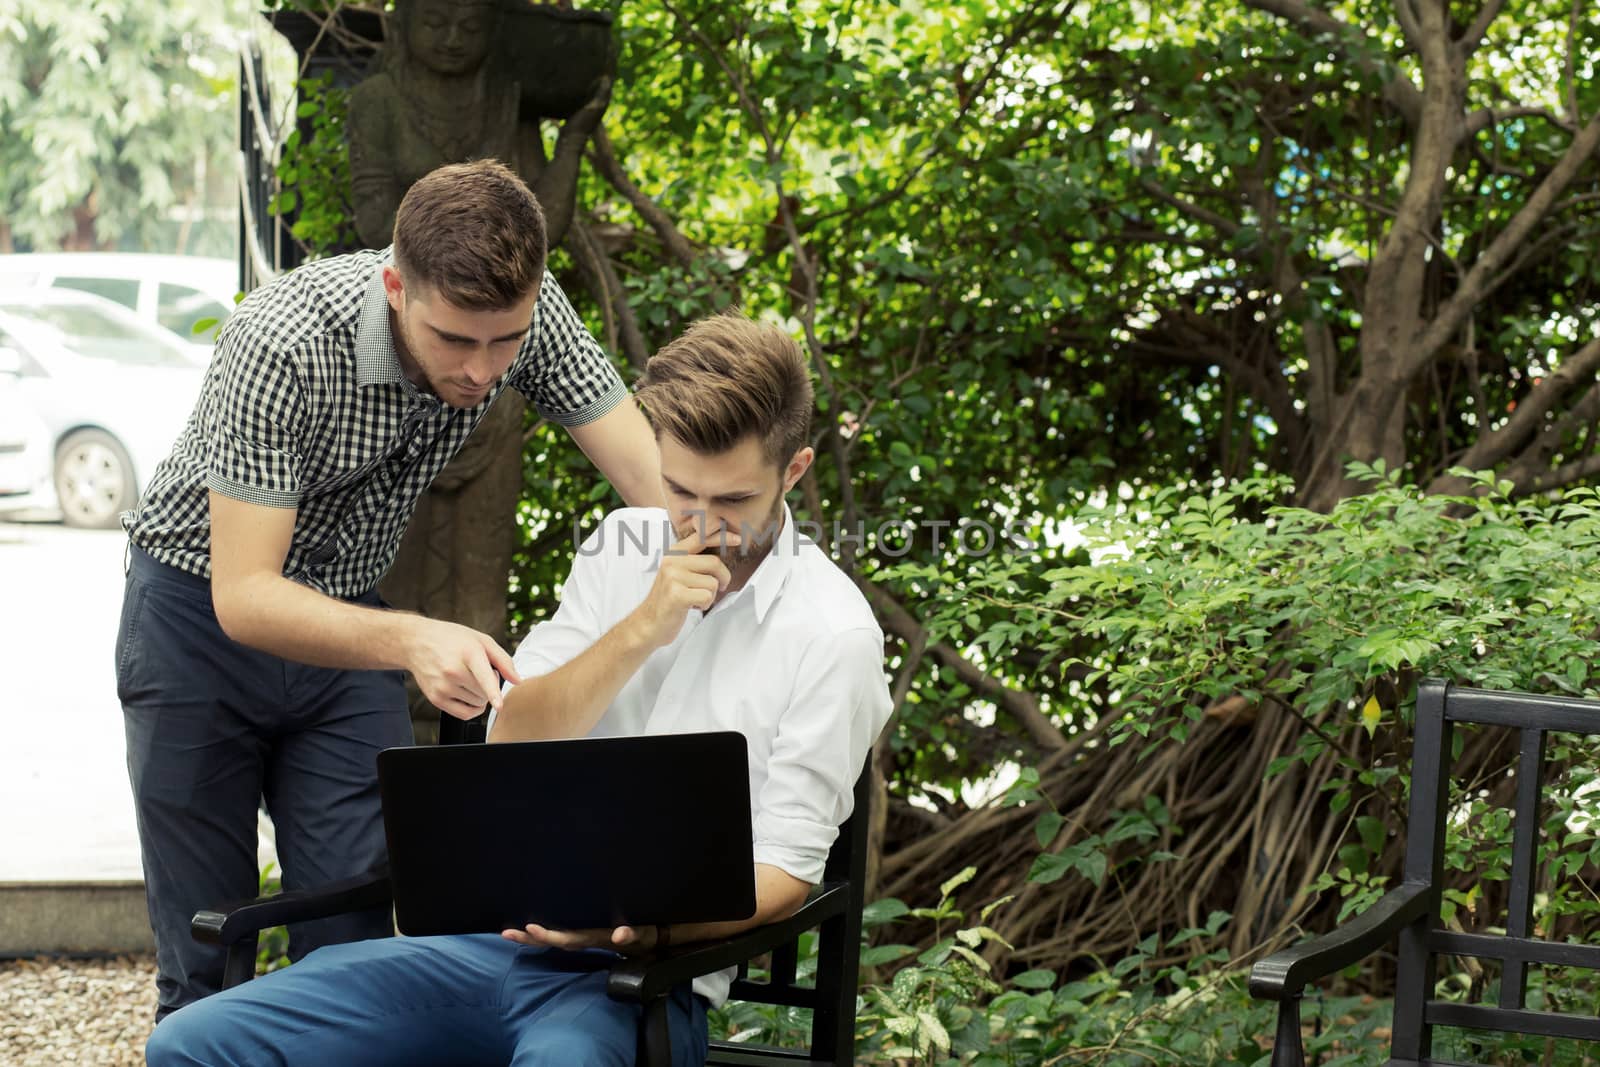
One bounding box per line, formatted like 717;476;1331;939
349;0;615;741
348;0;612;251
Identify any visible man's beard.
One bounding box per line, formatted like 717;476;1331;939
393;310;438;396
726;491;785;568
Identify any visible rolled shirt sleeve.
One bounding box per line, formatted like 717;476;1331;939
752;626;893;884
204;324;308;509
488;523;610;735
508;273;627;427
508;521;611;681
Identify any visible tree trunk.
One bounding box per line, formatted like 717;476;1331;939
62;192;102;251
379;392;526;743
1299;24;1467;511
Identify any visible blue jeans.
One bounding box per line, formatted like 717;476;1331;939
145;935;710;1066
118;546;414;1019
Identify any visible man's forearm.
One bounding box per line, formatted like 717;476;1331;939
489;615;656;742
214;571;415;671
568;398;664;509
658;864;811;948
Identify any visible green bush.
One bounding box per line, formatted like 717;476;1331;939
858;464;1600;1062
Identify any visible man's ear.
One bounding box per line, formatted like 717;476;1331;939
381;264;406;314
782;446;815;492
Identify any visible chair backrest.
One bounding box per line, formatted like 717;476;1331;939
1393;679;1600;1059
718;767;870;1065
438;710;488;747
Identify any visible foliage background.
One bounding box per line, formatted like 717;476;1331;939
0;0;270;255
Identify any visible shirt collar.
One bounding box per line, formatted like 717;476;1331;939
743;502;804;625
355;249;404;389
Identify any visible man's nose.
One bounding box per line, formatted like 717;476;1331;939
677;506;723;532
463;350;498;386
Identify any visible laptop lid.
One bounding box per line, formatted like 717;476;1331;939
376;731;756;936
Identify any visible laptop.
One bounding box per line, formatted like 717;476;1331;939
376;731;757;936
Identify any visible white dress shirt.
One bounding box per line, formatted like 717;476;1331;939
503;504;892;1005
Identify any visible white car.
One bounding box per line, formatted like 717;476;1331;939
0;252;238;352
0;383;51;501
0;289;207;528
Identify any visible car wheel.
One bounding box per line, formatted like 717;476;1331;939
54;429;137;529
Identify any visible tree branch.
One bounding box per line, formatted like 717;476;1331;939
1392;0;1425;51
566;215;651;372
1436;336;1600;478
1242;0;1423;125
1518;449;1600;495
588;125;698;269
1139;179;1242;237
772;187;861;568
1499;381;1600;493
803;1;1073;235
1464;105;1574;138
1407;108;1600;377
1126;333;1302;449
1460;0;1508;51
857;577;1070;755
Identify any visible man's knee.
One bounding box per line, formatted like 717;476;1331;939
511;1024;633;1067
145;1000;241;1067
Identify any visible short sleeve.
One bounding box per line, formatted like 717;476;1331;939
204;321;308;508
752;627;892;884
506;273;627;427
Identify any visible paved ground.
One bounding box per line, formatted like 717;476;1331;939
0;519;142;881
0;518;274;883
0;955;155;1065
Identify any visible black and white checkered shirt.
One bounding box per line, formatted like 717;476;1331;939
126;248;625;599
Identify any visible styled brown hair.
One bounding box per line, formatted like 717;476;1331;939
635;312;814;467
392;160;546;310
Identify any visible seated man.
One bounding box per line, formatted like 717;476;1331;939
145;312;893;1067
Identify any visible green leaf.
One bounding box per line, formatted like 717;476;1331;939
939;866;977;900
916;1010;951;1052
1356;816;1387;856
1028;852;1071;885
862;898;910;926
1035;810;1064;848
1010;968;1056;990
860;943;916;967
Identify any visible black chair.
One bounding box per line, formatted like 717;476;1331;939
190;713;868;1067
1249;679;1600;1066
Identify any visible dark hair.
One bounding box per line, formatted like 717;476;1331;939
635;312;814;467
392;159;546;309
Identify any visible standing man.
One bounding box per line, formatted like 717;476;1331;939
117;160;661;1020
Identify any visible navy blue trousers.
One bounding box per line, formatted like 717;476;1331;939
117;547;413;1019
144;935;710;1066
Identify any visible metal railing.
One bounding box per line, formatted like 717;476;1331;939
237;34;289;295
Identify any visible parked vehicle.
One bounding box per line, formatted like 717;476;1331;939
0;289;206;528
0;252;238;352
0;381;51;502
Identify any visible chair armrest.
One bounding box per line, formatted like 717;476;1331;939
191;867;394;947
607;882;850;1003
1249;880;1432;1000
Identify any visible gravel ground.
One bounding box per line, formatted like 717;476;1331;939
0;956;157;1066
